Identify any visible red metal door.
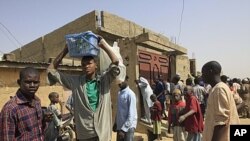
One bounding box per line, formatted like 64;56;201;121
138;50;169;85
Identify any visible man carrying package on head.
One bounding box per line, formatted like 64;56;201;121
47;33;121;141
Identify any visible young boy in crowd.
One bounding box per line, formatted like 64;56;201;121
45;92;63;141
150;94;162;140
179;86;204;141
168;89;187;141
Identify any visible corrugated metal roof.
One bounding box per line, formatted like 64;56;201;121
0;60;82;71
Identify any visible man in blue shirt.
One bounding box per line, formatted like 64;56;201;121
116;76;137;141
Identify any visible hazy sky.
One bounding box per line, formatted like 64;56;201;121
0;0;249;79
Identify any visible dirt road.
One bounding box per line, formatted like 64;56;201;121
111;118;250;141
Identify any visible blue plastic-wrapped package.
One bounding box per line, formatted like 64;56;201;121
65;31;99;57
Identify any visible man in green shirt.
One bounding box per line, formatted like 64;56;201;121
47;36;120;141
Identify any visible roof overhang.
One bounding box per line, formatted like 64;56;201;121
134;32;187;55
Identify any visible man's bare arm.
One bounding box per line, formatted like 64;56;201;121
98;38;119;65
48;45;68;69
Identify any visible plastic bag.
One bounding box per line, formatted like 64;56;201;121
99;41;126;83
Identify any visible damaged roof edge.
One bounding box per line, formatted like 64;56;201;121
134;32;187;55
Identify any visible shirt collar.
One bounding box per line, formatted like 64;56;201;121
85;74;101;83
120;86;129;92
16;89;40;107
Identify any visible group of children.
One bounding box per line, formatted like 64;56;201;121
149;85;204;141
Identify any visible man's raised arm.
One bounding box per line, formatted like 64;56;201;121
48;44;68;70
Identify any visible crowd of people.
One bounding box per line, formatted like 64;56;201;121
137;61;249;141
0;33;249;141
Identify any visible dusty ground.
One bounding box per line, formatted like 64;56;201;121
111;118;250;141
72;118;250;141
111;119;173;141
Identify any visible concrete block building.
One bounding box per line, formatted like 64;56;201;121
1;10;196;133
